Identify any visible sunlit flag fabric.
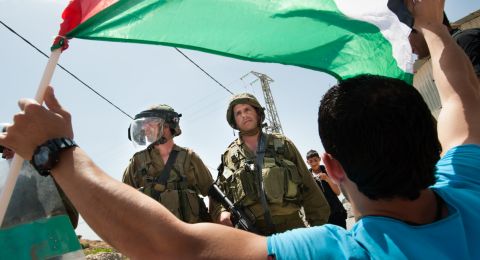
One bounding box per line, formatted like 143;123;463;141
56;0;415;82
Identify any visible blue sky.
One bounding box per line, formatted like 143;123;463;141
1;0;478;240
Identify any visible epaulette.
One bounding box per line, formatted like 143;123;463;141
132;148;148;158
131;148;152;166
227;139;238;149
270;132;286;140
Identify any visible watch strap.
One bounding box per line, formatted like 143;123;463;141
31;137;78;176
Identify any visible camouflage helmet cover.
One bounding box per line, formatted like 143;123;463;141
136;104;182;136
226;93;265;129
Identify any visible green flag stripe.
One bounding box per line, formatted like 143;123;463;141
0;215;82;258
68;0;412;82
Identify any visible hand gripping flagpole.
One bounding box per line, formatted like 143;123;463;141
0;46;63;226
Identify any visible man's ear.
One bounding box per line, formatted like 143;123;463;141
321;152;346;184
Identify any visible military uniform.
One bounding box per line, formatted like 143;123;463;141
215;133;330;234
123;145;214;223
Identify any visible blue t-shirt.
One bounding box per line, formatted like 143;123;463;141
267;144;480;259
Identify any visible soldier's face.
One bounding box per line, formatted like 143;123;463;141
143;120;160;142
233;103;259;132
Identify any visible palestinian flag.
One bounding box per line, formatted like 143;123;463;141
57;0;414;82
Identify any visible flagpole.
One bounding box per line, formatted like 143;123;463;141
0;48;62;225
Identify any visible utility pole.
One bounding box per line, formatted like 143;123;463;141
241;71;284;134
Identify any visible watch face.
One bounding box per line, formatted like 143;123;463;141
31;138;77;176
33;146;52;168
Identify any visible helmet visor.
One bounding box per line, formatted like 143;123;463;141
129;117;165;149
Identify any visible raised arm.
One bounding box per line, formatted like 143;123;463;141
409;0;480;151
0;87;267;259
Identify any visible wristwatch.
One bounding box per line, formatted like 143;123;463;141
31;137;78;176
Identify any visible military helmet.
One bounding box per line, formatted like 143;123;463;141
141;104;182;136
226;93;265;129
128;104;182;148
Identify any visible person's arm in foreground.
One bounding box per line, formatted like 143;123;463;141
408;0;480;149
0;87;267;259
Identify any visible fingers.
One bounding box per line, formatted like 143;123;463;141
44;86;64;115
17;98;39;112
44;86;74;138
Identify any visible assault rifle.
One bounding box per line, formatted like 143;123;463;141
208;183;258;233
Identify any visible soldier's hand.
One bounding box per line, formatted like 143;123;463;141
218;211;233;227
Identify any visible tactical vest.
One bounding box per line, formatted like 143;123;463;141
133;147;209;223
221;134;303;211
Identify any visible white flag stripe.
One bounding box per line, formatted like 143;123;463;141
335;0;414;73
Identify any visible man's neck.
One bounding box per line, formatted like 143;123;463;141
154;139;175;163
351;188;447;225
311;167;321;174
241;132;260;153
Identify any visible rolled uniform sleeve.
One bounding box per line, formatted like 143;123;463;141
285;139;330;226
122;156;139;188
188;151;214;196
187;150;219;220
211;152;233;222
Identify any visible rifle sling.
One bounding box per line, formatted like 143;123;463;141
255;133;275;234
156;149;179;185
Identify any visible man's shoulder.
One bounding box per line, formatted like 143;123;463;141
268;226;365;259
267;132;295;145
127;149;154;169
224;138;240;152
173;145;192;154
267;132;286;140
131;148;152;159
435;144;480;183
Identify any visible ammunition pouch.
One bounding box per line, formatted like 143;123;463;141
224;158;303;209
262;157;285;203
157;189;207;223
225;164;258;207
282;159;302;201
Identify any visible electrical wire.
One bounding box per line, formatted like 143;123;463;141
0;20;134;120
1;20;235;120
174;48;234;95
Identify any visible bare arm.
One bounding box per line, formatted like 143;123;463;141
409;0;480;151
54;148;266;259
0;87;267;259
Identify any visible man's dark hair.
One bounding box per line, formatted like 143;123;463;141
318;75;441;200
306;149;319;159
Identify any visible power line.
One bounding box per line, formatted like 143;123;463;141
174;48;234;95
0;20;134;120
1;20;235;120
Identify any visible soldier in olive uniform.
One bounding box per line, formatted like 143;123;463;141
122;105;214;223
214;93;330;235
